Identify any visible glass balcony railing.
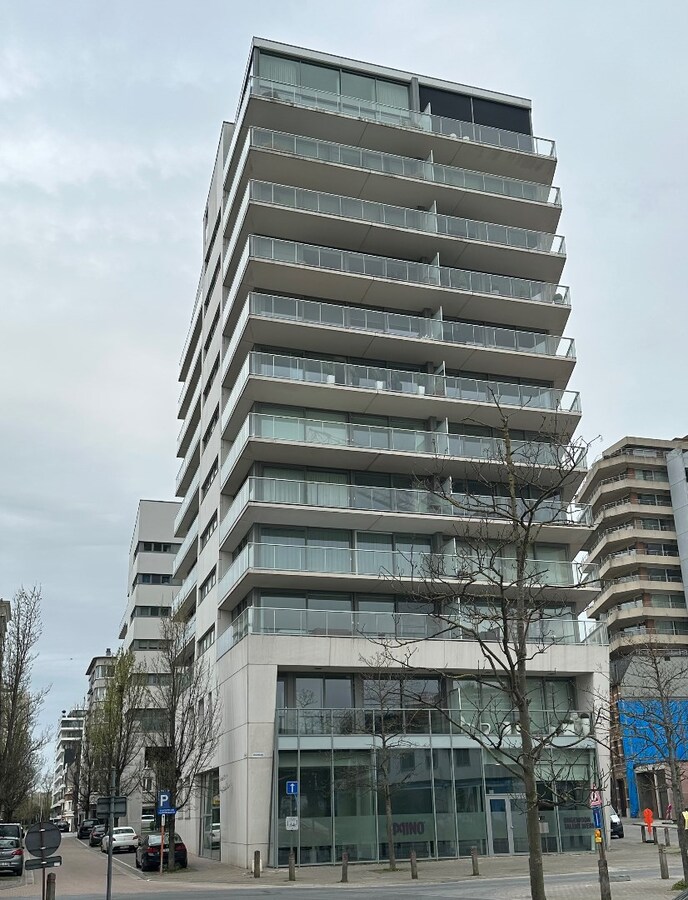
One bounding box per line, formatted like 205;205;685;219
177;382;201;450
249;180;566;255
174;470;200;535
216;542;597;604
173;515;199;574
220;476;591;544
246;235;569;306
249;77;556;158
182;614;196;647
172;563;197;616
220;413;587;489
222;352;580;430
175;421;201;491
248;292;575;359
250;127;562;206
216;606;607;659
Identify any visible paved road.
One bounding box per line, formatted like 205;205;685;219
0;834;682;899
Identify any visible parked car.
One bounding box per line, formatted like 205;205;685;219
89;824;107;847
78;818;102;840
140;814;155;832
610;808;624;838
0;836;24;876
56;820;70;833
0;824;22;842
135;833;187;871
101;827;139;854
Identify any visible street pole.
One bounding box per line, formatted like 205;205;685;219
159;814;165;875
595;829;611;900
105;768;115;900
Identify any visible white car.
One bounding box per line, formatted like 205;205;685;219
101;827;139;854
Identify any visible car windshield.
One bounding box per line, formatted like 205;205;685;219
147;833;182;846
0;838;18;849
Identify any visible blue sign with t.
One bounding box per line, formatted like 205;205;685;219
286;781;298;796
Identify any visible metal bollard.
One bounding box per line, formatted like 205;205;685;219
471;845;480;876
340;851;349;883
46;873;56;900
410;849;418;880
288;850;296;881
253;849;261;878
659;845;669;880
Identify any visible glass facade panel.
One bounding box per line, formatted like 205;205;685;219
199;769;220;860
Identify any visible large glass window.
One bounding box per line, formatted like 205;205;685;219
199;770;220;860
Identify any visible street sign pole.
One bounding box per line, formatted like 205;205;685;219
105;768;115;900
160;814;165;875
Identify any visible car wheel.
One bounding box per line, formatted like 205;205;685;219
180;860;188;869
135;855;140;869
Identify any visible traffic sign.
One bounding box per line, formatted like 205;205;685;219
96;796;127;818
286;781;298;796
25;856;62;870
285;816;299;831
24;823;61;858
157;790;176;816
589;788;602;808
593;806;602;829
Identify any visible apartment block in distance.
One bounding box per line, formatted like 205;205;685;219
49;708;85;829
579;435;688;816
117;499;181;825
172;38;608;866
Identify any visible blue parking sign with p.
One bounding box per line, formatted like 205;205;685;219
157;790;176;815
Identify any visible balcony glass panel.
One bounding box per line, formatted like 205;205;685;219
251;128;561;206
248;236;570;306
250;181;565;255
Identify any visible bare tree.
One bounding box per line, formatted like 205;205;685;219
371;413;604;900
610;642;688;881
0;587;49;820
90;649;147;798
146;617;221;870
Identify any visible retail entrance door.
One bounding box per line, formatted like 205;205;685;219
488;795;529;854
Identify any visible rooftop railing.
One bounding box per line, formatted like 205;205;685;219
250;127;561;205
249;180;566;255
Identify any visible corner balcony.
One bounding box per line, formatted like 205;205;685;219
175;421;201;497
174;470;200;538
216;542;598;612
230;77;557;186
223;180;566;284
220;413;587;497
233;127;562;232
584;473;670;510
220;352;581;443
223;293;576;388
171;564;197;618
218;476;592;553
603;600;688;630
216;605;607;660
585;524;677;561
599;548;680;580
225;236;571;335
172;515;199;578
609;629;688;655
176;381;201;458
592;497;674;527
589;573;684;618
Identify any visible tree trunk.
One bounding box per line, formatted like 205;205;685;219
167;813;176;872
668;739;688;881
384;783;396;871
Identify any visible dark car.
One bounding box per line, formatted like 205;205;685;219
610;808;624;838
0;837;24;877
135;833;187;872
78;818;102;840
56;820;70;833
89;824;107;847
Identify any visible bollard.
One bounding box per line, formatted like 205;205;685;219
641;824;647;842
470;845;480;876
410;849;418;880
658;845;669;880
46;873;56;900
664;827;671;847
340;851;349;884
253;849;261;878
288;850;296;881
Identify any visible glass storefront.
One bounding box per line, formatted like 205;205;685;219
273;745;595;864
200;770;221;860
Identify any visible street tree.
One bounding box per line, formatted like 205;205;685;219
612;641;688;882
0;587;49;820
145;617;221;870
372;412;605;900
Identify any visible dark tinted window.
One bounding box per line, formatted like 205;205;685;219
419;86;472;121
472;98;531;135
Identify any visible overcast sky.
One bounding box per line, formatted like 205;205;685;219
1;0;687;747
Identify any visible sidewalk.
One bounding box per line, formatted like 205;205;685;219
159;827;686;890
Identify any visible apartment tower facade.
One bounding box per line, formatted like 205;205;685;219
172;39;607;866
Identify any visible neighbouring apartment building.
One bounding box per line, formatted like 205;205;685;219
579;435;688;816
49;708;85;829
172;38;608;866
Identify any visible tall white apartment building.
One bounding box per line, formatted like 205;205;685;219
172;38;607;866
49;708;85;829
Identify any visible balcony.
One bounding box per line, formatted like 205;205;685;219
225;180;566;284
599;548;681;579
218;476;591;552
590;574;684;618
223;293;575;387
217;606;606;660
220;413;587;496
175;421;201;497
586;524;678;560
217;542;598;610
174;470;200;538
592;497;674;527
220;352;581;442
172;515;199;578
236;78;557;183
226;235;570;335
238;127;562;232
176;381;202;458
172;564;197;618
